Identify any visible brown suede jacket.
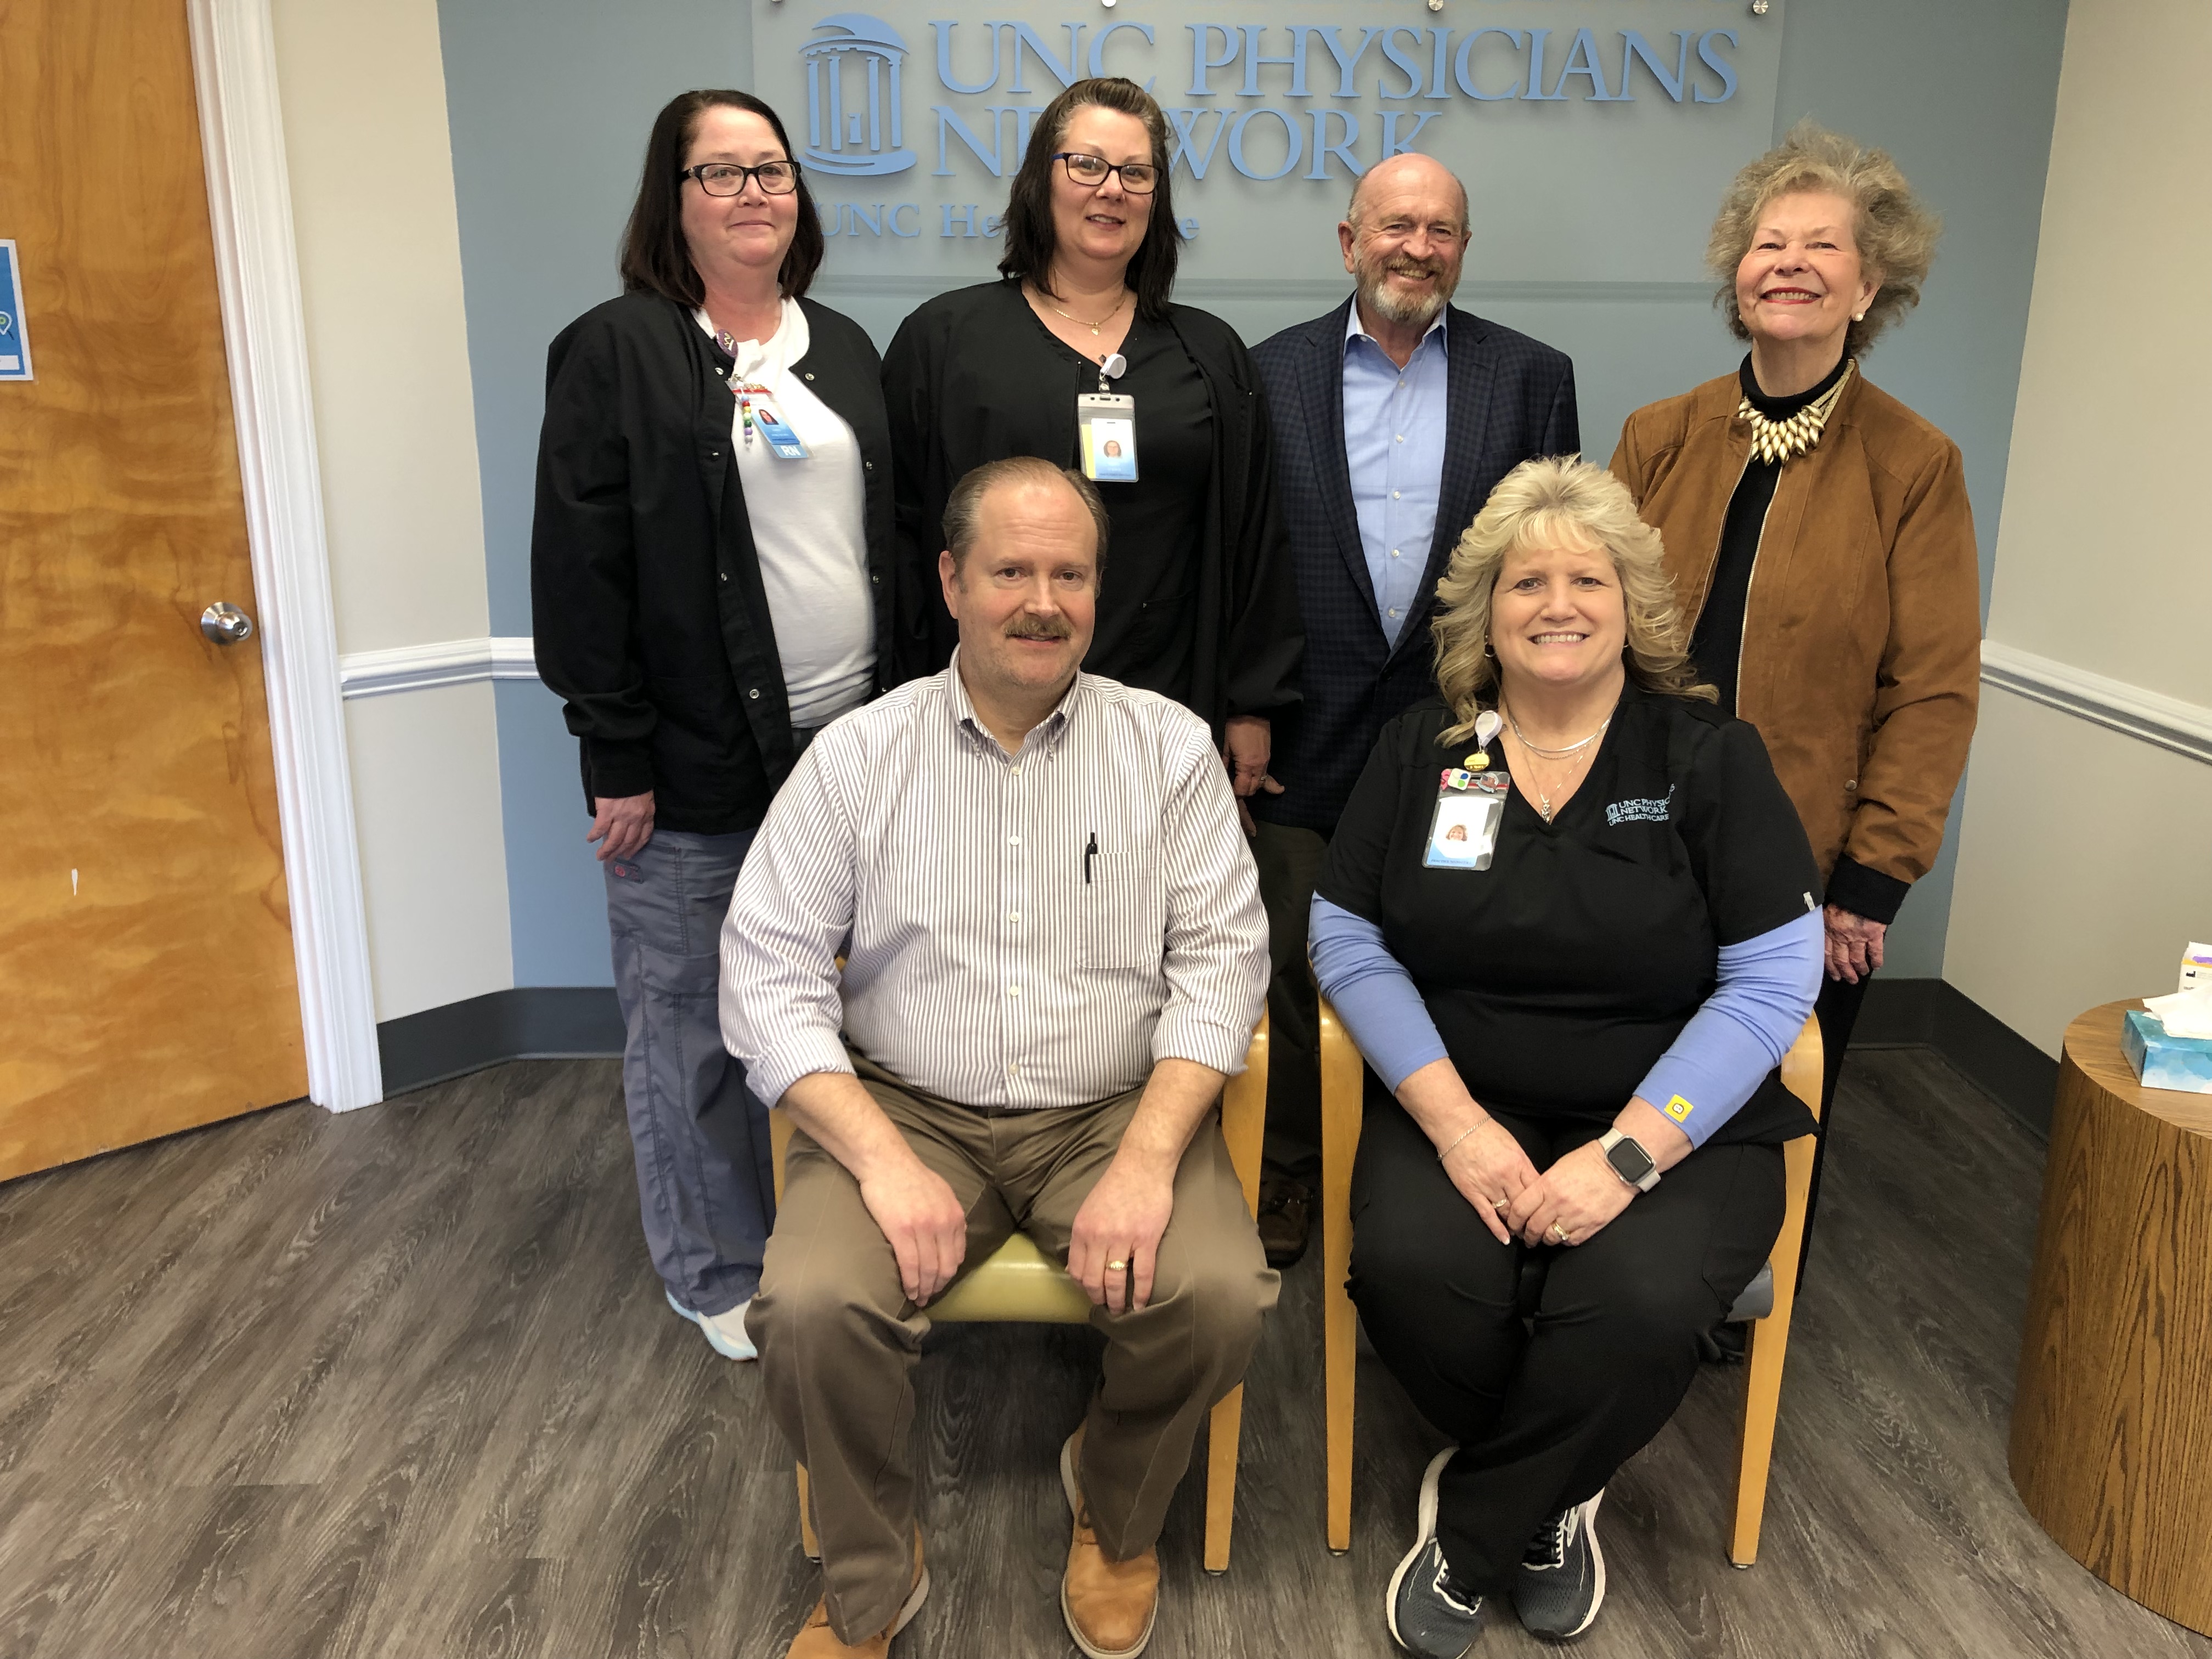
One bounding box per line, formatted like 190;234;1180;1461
1611;368;1981;922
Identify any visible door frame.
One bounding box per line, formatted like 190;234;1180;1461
187;0;382;1111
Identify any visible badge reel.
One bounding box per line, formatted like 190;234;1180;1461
1424;710;1508;871
1077;351;1136;483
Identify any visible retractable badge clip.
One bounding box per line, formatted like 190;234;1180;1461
1077;351;1136;483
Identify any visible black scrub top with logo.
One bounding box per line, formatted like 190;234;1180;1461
1031;311;1214;708
1317;685;1823;1146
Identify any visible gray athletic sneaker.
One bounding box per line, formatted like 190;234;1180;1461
1513;1489;1606;1641
1386;1448;1486;1658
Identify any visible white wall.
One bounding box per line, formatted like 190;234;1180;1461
1945;0;2212;1054
270;0;513;1021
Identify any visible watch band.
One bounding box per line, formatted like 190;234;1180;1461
1599;1128;1661;1192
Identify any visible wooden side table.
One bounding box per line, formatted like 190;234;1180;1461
2010;1000;2212;1636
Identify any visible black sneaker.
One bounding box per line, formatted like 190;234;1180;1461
1386;1448;1486;1658
1513;1490;1606;1642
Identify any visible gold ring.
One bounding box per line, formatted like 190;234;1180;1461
1107;1259;1128;1272
1548;1223;1570;1245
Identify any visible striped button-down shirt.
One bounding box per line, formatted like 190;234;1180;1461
720;657;1268;1110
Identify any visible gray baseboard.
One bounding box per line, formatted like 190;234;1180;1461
374;977;2063;1139
1852;977;2059;1139
377;987;623;1098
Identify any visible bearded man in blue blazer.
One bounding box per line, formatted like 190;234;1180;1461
1246;154;1578;1263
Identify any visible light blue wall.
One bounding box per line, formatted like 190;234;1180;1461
434;0;2066;991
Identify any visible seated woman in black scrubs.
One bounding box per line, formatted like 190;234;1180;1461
1310;458;1824;1655
882;76;1298;814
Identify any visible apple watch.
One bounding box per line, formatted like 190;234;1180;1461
1598;1129;1661;1192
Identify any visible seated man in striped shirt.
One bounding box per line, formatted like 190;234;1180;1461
721;456;1278;1659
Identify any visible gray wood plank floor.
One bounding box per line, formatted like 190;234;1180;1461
3;1049;2205;1659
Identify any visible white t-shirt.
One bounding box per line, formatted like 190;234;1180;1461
696;299;874;728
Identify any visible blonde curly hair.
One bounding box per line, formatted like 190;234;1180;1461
1432;458;1712;744
1708;119;1942;357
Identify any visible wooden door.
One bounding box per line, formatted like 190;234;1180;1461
0;0;309;1180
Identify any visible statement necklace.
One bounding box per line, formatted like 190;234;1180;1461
1039;284;1129;337
1735;359;1855;465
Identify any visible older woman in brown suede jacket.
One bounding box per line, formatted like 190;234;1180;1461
1612;121;1979;1263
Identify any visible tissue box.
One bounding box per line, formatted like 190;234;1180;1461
2121;1009;2212;1095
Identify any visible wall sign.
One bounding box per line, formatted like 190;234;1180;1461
0;241;32;381
754;2;1786;287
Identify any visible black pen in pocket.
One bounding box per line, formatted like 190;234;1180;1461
1084;831;1098;884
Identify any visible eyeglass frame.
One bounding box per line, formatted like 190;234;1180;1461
681;160;804;198
1051;152;1159;195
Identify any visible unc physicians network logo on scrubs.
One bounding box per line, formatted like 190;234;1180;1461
803;14;917;176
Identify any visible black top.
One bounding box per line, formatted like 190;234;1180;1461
531;292;896;833
883;279;1300;731
1317;685;1822;1145
1690;353;1852;714
1248;300;1581;833
1030;313;1214;705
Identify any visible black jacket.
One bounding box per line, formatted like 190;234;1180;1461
1250;299;1578;833
531;291;895;833
882;279;1301;733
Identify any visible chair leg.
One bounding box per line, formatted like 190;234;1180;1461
1204;1384;1244;1573
1732;1133;1815;1567
798;1463;821;1562
1319;1015;1363;1555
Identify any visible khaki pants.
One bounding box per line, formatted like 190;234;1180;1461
752;1059;1280;1643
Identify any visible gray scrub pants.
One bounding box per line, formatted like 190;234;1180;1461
604;826;775;1317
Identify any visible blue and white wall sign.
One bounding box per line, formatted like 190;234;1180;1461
803;13;919;174
756;1;1786;287
0;240;33;381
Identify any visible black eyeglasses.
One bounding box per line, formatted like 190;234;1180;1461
682;160;802;197
1053;153;1158;195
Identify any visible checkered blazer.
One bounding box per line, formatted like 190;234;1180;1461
1250;299;1579;833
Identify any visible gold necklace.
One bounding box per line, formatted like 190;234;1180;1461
1736;359;1855;465
1037;284;1129;336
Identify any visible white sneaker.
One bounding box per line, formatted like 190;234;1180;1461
666;1288;756;1361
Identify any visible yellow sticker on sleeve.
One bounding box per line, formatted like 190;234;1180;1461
1664;1094;1695;1123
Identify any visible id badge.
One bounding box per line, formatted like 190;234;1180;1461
752;399;809;460
1423;769;1509;871
1077;392;1137;482
733;381;810;460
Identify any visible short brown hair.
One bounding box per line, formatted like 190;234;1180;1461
1707;119;1942;356
619;91;824;307
1432;457;1712;743
942;457;1110;575
998;78;1181;323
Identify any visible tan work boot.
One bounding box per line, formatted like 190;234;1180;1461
1059;1429;1160;1659
787;1528;928;1657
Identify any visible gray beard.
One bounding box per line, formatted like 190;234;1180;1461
1361;269;1457;328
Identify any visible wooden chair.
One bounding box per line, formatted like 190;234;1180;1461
1318;1001;1824;1567
769;1015;1268;1575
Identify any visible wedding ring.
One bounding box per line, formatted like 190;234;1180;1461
1548;1223;1571;1245
1107;1259;1128;1272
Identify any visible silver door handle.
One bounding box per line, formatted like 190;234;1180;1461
200;602;255;645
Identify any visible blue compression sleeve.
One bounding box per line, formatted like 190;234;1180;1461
1633;909;1824;1148
1308;896;1448;1093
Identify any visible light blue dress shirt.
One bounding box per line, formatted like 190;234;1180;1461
1342;303;1449;647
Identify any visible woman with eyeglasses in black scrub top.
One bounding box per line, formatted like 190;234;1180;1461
882;76;1301;830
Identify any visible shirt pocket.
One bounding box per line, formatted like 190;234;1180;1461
1079;848;1165;970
